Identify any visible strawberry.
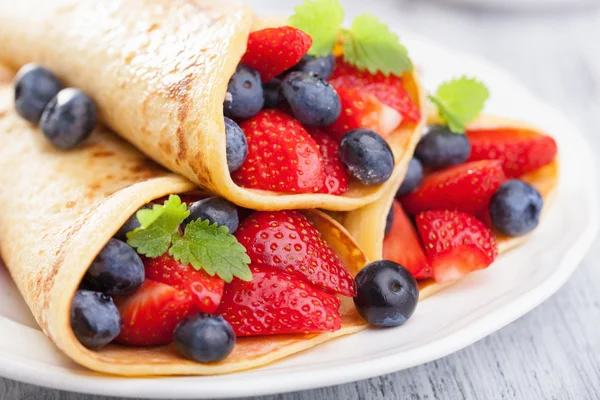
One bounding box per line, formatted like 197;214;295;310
115;279;196;346
143;253;224;314
306;127;349;195
234;210;357;297
466;127;558;178
217;265;342;336
416;210;498;284
326;86;402;141
231;110;325;193
401;160;506;217
241;26;312;82
330;60;421;123
382;201;432;280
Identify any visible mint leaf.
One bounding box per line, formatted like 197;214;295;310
288;0;344;57
126;195;190;257
428;77;489;134
342;14;413;76
169;220;252;283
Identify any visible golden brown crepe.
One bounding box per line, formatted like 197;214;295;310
0;67;370;375
0;0;426;212
340;115;559;299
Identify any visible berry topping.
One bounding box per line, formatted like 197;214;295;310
223;65;264;120
416;210;498;284
339;128;395;186
224;118;248;173
353;260;419;327
490;180;544;237
401;160;506;217
307;127;349;195
383;201;432;280
414;125;471;169
143;253;224;314
115;279;195;346
217;265;342;336
231;110;325;193
182;196;239;234
242;26;312;83
281;71;341;126
384;204;394;236
396;158;424;197
13;63;62;124
70;290;121;350
326;86;402;141
291;54;336;80
466;127;558;178
262;78;284;109
40;88;97;149
174;313;235;363
83;239;145;296
235;211;356;296
114;204;153;242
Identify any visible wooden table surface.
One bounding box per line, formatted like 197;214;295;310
2;1;600;399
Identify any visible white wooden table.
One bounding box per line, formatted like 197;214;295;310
2;1;600;399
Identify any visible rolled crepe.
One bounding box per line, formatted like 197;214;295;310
0;0;426;212
340;115;559;299
0;69;369;375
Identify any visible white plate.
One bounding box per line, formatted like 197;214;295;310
0;35;598;399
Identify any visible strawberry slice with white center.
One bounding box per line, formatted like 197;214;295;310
217;264;342;336
114;279;196;346
416;210;498;284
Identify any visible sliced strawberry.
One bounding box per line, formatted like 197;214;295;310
143;253;224;314
382;200;432;280
232;110;325;193
115;279;195;346
306;127;349;195
466;127;558;178
330;60;421;123
416;210;498;284
241;26;312;82
217;265;342;336
401;160;506;217
235;210;356;297
326;86;402;141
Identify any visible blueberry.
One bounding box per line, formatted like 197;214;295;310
224;64;264;119
83;239;144;296
353;260;419;327
40;88;97;149
114;204;153;242
174;313;235;363
13;64;62;124
291;54;336;80
281;71;341;126
182;197;239;234
263;78;284;109
70;290;121;350
339;129;395;185
224;118;248;173
396;158;424;197
415;125;471;169
490;180;544;237
385;204;394;236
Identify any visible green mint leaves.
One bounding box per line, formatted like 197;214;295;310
288;0;344;57
126;195;251;282
288;0;412;75
429;77;490;134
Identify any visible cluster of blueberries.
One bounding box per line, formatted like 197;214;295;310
385;125;544;237
223;54;396;186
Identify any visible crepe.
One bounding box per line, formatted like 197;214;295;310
0;0;426;212
0;66;369;375
340;115;559;299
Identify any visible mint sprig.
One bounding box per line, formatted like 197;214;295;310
428;77;489;134
126;195;251;282
288;0;412;76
